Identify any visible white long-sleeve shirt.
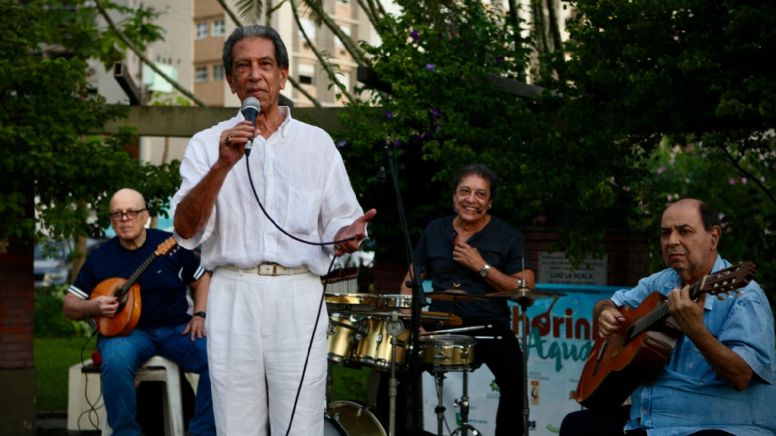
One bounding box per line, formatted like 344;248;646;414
172;107;364;276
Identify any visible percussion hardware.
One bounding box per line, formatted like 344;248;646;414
514;284;535;435
472;335;501;340
425;289;489;302
387;310;403;436
380;294;413;309
327;315;361;366
325;293;383;313
419;335;479;373
420;324;491;336
484;288;565;302
450;370;481;436
425;336;482;436
353;317;410;371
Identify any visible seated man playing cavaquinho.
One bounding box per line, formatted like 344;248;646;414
63;188;216;436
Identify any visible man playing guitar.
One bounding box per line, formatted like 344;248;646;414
63;188;216;436
562;198;776;435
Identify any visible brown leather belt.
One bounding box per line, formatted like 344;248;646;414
222;262;310;276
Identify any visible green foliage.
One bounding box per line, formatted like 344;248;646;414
0;0;179;244
34;285;93;338
629;139;776;299
553;0;776;294
339;0;539;257
339;0;776;300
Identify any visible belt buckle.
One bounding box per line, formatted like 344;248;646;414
258;263;279;276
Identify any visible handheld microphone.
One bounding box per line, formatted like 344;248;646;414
241;96;260;150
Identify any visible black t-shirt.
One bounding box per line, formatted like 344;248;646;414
415;215;528;323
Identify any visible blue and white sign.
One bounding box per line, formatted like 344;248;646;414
423;284;621;435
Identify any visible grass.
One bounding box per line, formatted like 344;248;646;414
34;337;370;412
34;336;98;411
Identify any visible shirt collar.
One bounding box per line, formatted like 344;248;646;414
236;105;293;139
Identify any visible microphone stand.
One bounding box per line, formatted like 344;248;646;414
384;143;424;435
513;280;534;435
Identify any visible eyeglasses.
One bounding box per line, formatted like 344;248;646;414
108;208;147;221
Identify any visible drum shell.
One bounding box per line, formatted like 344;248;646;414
327;315;360;365
353;318;410;371
419;334;478;372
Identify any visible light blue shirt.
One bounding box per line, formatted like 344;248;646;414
610;256;776;436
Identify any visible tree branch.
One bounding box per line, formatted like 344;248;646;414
291;0;355;104
718;141;776;208
300;0;371;67
94;0;208;107
217;0;243;27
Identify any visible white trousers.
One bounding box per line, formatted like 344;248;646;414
207;268;327;435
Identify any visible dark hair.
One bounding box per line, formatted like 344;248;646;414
698;201;721;231
223;25;289;75
452;164;498;198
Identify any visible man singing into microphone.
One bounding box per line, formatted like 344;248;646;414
172;24;376;435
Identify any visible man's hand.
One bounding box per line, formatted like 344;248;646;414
452;240;483;271
667;285;706;336
218;121;256;167
182;317;207;340
597;306;626;339
333;209;377;256
92;295;119;318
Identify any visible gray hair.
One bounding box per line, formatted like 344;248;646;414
223;25;289;75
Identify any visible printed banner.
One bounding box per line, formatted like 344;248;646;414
422;285;619;435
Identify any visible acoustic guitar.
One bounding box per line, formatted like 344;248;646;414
574;262;756;411
89;236;178;337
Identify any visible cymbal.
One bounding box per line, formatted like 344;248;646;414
484;289;565;300
425;289;488;302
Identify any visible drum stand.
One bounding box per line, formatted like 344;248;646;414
386;310;404;436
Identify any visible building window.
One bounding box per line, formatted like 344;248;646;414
298;18;317;45
298;63;315;85
213;64;225;81
196;22;208;39
195;66;208;83
212;19;225;36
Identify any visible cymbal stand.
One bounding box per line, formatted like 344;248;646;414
513;280;534;435
386;310;405;436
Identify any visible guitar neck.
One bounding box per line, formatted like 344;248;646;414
628;280;703;339
113;253;159;300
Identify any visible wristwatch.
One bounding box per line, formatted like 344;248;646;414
479;263;491;278
193;311;206;319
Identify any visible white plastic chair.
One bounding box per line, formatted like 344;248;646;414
67;355;185;436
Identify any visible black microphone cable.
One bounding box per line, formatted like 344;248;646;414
244;146;358;248
241;142;359;435
284;255;337;436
